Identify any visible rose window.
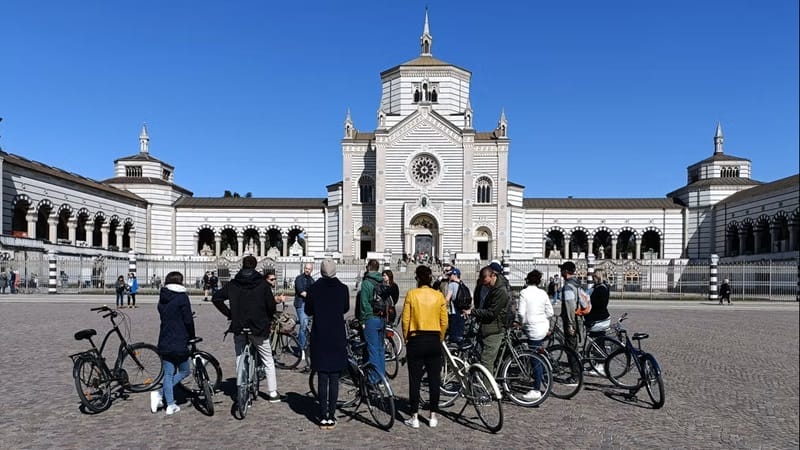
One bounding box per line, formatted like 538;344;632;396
410;154;440;185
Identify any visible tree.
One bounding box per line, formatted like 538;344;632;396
223;191;253;198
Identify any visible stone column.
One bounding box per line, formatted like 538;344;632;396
753;229;762;254
789;220;798;251
634;239;641;260
611;238;618;260
67;217;77;244
85;223;95;246
564;237;571;259
115;229;123;249
101;223;110;249
215;235;222;257
282;235;289;257
770;226;781;253
129;230;137;251
48;218;58;242
236;236;244;257
261;236;267;257
738;231;747;256
26;211;37;238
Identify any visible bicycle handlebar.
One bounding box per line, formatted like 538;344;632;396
90;306;110;312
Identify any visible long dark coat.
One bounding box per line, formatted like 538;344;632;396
305;276;350;372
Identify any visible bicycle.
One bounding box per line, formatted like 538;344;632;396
437;340;504;433
235;327;268;419
383;324;401;379
185;337;219;415
70;305;163;413
308;320;396;430
270;306;302;370
604;314;665;409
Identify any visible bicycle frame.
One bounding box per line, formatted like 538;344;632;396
74;312;141;378
442;342;502;401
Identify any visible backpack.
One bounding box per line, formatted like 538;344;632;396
454;281;473;310
574;286;592;316
363;278;395;322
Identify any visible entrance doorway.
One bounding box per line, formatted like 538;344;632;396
414;235;433;260
360;240;372;259
477;241;489;260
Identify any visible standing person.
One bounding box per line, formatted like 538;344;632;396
489;260;511;295
583;269;610;334
115;275;126;309
12;270;19;293
150;271;195;415
382;269;400;325
402;265;448;429
357;259;385;381
209;271;219;296
464;266;510;372
212;256;281;404
0;270;8;294
444;268;466;343
305;259;349;430
264;269;287;303
558;261;582;352
294;263;315;363
127;273;138;308
517;270;553;402
719;278;732;305
202;271;211;301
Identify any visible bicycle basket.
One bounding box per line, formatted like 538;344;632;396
277;315;295;333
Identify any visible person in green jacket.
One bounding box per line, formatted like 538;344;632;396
464;265;509;372
357;259;386;381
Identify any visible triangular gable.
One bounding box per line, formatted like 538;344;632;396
386;108;464;146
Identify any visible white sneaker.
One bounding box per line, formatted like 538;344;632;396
522;390;542;401
301;350;306;361
428;414;438;428
150;391;163;413
404;416;420;428
165;404;180;415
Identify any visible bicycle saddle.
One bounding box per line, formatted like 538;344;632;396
74;329;97;341
189;337;203;344
632;333;649;341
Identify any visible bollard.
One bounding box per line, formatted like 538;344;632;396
709;254;719;303
128;250;137;276
48;251;57;294
587;254;596;290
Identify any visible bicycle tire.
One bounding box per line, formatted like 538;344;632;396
385;325;405;360
500;351;552;407
183;351;223;393
273;333;302;369
605;347;637;389
363;364;395;430
468;365;503;433
642;354;665;409
547;344;583;399
120;343;163;392
73;356;113;413
439;356;466;408
237;347;252;419
195;362;215;416
384;335;399;379
587;336;624;374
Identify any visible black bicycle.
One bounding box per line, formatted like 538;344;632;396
235;328;266;419
70;306;163;413
604;314;665;409
184;337;221;416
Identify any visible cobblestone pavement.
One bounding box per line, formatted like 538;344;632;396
1;295;797;449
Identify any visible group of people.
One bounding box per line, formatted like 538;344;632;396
0;270;20;293
113;273;138;308
201;271;219;301
146;256;613;430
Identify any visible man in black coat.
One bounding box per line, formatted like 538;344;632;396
305;259;349;429
212;255;281;403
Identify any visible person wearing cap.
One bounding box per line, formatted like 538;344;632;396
558;261;582;351
489;260;511;295
444;268;467;343
464;265;510;372
305;259;350;430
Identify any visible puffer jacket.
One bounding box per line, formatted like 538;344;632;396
157;284;195;362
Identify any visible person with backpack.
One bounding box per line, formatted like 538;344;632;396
382;269;400;325
516;269;553;402
559;261;583;352
444;268;470;343
357;259;386;382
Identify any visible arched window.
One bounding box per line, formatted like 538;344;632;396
413;89;421;103
720;166;740;178
359;176;375;204
431;88;438;103
125;165;142;177
476;177;492;204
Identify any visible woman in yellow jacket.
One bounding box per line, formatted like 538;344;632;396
402;265;448;429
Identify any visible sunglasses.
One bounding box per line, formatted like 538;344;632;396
267;278;276;282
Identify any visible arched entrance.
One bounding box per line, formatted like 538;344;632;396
475;226;493;261
545;228;565;259
407;214;439;262
358;226;374;260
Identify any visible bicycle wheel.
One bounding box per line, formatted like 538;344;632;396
183;351;223;393
468;365;503;433
74;357;113;413
500;351;552;407
547;344;583;399
237;348;252;419
439;356;465;408
385;325;405;360
587;336;624;374
642;354;665;409
194;363;215;416
363;364;396;430
273;333;302;369
605;348;637;389
384;335;399;379
120;343;163;392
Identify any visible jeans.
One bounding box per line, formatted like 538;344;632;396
127;293;136;306
234;334;278;394
446;313;465;343
317;370;340;420
527;338;544;391
161;358;190;406
115;291;124;307
363;317;385;383
295;304;309;352
406;334;443;414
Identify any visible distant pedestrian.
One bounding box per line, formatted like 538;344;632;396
115;275;126;309
127;273;138;308
719;278;731;305
0;270;8;294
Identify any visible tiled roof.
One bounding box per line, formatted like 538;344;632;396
508;181;525;189
103;176;194;196
718;174;799;205
113;152;175;169
690;153;751;166
380;55;470;76
173;197;328;209
1;151;147;204
522;197;683;209
475;131;502;140
666;177;762;197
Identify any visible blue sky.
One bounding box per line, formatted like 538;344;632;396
1;1;798;199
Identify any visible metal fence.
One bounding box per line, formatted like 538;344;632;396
0;252;796;301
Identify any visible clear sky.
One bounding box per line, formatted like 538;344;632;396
1;1;798;199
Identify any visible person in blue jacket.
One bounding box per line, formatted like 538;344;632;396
127;273;139;308
150;271;195;415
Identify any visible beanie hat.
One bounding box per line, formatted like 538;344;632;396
321;259;337;278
